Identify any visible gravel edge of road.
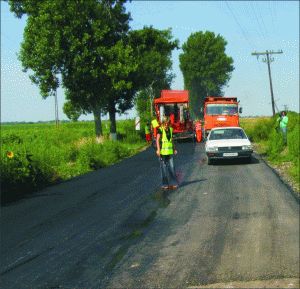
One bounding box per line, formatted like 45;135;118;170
251;143;300;204
188;277;300;288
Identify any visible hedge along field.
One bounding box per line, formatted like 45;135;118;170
240;112;299;188
1;120;148;205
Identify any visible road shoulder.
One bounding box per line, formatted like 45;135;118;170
188;277;299;288
252;142;300;203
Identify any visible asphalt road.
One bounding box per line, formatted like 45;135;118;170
1;141;299;288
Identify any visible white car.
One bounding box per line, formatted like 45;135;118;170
205;127;253;165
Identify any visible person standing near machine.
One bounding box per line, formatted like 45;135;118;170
156;117;179;190
145;123;151;144
151;116;160;149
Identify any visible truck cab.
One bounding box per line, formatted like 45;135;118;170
204;97;242;138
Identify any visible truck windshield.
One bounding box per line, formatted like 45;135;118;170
159;103;188;122
206;104;238;116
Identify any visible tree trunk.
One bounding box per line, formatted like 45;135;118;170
93;104;102;137
109;103;117;141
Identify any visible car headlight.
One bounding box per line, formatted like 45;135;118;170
207;146;218;152
242;145;252;150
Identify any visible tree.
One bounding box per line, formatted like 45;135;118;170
62;100;84;122
179;31;234;119
134;72;175;124
100;25;179;138
7;0;137;137
7;1;179;139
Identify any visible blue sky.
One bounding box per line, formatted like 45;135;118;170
1;1;299;122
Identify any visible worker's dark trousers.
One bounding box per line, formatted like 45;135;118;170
159;154;179;188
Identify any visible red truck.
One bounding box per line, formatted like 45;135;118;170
154;90;200;141
203;97;242;138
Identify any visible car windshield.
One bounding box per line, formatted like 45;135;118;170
209;128;247;140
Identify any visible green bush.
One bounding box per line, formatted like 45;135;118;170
77;141;103;171
66;145;80;162
287;122;299;164
1;148;54;204
101;141;121;165
286;111;299;133
266;129;286;160
252;117;274;142
1;120;147;205
123;132;143;144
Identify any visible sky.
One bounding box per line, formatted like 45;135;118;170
1;1;299;123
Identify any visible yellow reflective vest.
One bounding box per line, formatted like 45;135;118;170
159;127;173;155
151;119;160;129
145;125;150;134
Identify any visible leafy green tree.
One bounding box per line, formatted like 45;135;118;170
7;1;178;139
7;0;137;137
62;100;84;122
179;31;234;119
134;72;175;125
101;25;179;137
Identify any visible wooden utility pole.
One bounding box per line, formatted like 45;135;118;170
149;81;154;117
251;50;283;117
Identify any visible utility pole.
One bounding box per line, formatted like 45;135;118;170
282;104;288;111
251;50;283;117
269;98;280;113
149;81;154;118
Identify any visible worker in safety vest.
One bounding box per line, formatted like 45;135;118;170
151;117;160;149
145;123;151;144
156;117;179;190
151;117;160;137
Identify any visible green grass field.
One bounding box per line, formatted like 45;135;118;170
1;120;148;205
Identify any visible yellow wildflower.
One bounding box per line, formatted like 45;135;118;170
7;151;14;158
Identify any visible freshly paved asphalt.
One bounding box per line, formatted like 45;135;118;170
1;141;299;288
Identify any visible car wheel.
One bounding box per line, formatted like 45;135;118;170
207;157;212;165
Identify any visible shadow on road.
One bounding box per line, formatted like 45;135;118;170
179;179;208;188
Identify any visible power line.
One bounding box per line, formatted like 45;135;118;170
225;1;254;49
3;33;18;44
251;50;283;117
225;1;256;50
268;2;277;36
250;3;267;42
256;2;269;39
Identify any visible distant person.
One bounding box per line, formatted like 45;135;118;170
277;111;288;144
145;123;151;144
156;117;179;190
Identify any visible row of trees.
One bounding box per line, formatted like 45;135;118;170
133;31;236;123
8;0;235;132
179;31;235;120
7;0;179;138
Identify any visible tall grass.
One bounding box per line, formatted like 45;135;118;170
1;120;147;205
240;112;300;186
